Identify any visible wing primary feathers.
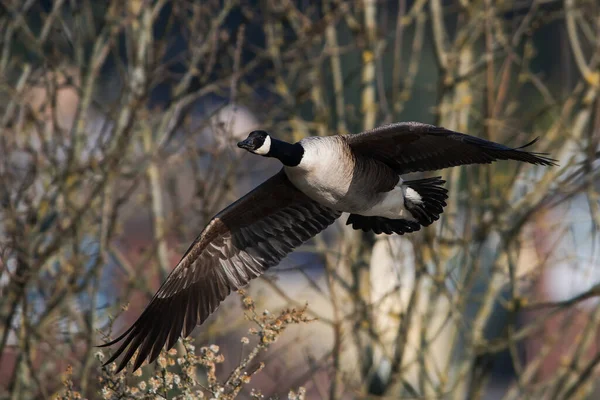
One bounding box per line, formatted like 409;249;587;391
515;136;540;149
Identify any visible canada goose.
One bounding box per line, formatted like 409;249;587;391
101;122;556;371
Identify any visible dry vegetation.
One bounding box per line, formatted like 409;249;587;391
82;292;310;399
1;0;600;399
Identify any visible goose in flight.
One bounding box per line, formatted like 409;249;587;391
101;122;556;371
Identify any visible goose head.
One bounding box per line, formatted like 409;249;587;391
237;130;272;155
238;130;305;167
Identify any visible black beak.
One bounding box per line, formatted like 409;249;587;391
237;139;252;150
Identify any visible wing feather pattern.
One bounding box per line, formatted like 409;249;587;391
100;170;340;371
345;122;557;174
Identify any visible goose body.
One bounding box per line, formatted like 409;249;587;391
285;136;418;220
102;122;557;371
285;136;356;208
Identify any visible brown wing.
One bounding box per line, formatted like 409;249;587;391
100;170;341;371
344;122;557;174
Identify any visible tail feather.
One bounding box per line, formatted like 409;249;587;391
346;176;448;235
403;176;448;226
346;214;421;235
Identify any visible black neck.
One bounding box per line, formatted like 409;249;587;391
268;138;304;167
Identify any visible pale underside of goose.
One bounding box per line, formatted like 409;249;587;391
100;122;556;372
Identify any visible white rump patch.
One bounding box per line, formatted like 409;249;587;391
254;135;271;155
404;187;422;204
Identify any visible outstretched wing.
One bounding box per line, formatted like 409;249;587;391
100;170;341;371
345;122;557;174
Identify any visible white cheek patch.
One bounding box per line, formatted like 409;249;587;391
254;135;271;155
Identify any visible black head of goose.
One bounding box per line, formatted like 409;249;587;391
237;129;305;167
101;122;557;371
